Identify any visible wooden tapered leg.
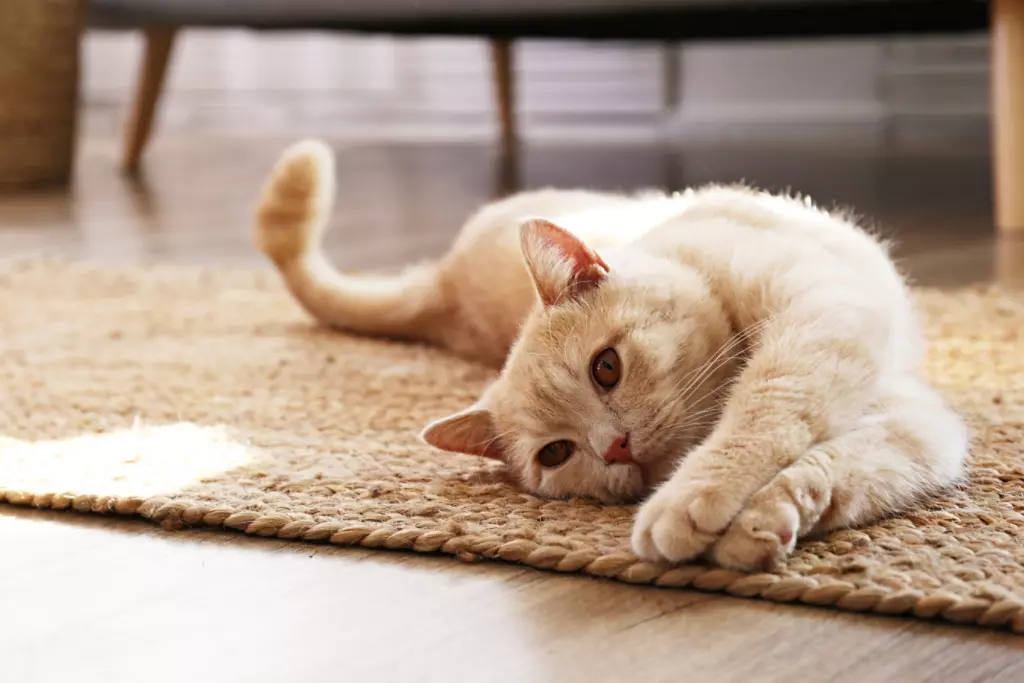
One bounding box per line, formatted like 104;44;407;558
992;0;1024;234
490;39;517;158
660;43;683;191
121;27;177;174
661;43;682;115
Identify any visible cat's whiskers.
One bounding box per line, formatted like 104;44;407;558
649;405;722;447
661;316;766;402
662;336;741;398
656;348;745;428
479;427;519;459
642;371;739;459
668;315;776;411
642;401;720;459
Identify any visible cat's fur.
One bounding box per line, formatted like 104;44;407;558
255;139;968;571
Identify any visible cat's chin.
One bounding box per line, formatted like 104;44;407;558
591;462;648;505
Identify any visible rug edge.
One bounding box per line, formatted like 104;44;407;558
5;489;1018;635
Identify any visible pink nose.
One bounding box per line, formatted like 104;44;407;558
603;435;633;464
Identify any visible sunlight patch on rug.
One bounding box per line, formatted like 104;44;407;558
0;423;257;503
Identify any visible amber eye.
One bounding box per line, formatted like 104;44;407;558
591;348;621;389
537;440;575;468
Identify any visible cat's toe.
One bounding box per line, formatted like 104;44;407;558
631;484;733;564
711;506;799;572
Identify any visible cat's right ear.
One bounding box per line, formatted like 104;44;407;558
520;218;609;307
420;404;503;460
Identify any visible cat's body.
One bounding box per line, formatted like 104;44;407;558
256;139;968;571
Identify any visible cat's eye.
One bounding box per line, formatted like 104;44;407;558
591;348;621;389
537;440;575;468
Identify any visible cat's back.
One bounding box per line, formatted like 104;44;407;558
647;184;895;280
638;184;920;366
451;188;663;250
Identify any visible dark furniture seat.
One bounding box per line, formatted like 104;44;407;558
89;1;988;39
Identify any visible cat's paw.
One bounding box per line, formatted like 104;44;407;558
710;467;831;572
631;480;741;564
709;501;799;572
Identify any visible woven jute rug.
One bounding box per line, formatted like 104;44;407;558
2;259;1024;632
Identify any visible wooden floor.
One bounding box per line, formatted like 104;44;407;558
3;134;1024;682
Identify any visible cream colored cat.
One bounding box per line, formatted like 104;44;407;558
254;139;968;572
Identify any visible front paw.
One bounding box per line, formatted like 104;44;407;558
710;505;798;572
630;481;740;564
710;463;831;572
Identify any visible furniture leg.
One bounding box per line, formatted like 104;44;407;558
660;43;683;191
122;26;177;174
992;0;1024;234
490;39;517;158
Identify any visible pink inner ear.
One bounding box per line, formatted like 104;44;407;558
421;409;504;460
522;219;610;306
535;220;609;275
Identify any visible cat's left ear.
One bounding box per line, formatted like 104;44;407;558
520;218;609;307
420;403;503;460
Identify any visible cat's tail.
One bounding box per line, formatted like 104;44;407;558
254;139;447;340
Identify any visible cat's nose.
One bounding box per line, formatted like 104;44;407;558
602;434;633;465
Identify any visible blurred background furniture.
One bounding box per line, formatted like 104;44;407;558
0;0;86;188
88;0;1022;233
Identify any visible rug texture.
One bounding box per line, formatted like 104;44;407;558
2;259;1024;633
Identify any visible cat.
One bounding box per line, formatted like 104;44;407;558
254;139;969;572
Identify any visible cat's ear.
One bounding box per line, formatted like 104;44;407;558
520;218;609;307
420;404;503;460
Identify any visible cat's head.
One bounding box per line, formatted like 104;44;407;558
422;218;738;503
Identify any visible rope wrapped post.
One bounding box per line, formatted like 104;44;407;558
0;0;85;189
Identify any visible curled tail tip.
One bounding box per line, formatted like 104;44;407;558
255;139;335;265
278;138;335;175
268;138;335;206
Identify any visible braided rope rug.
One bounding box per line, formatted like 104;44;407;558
2;259;1024;633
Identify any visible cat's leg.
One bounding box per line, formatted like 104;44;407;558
632;293;917;564
709;377;968;571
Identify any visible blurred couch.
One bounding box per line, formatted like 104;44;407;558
90;1;1024;234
